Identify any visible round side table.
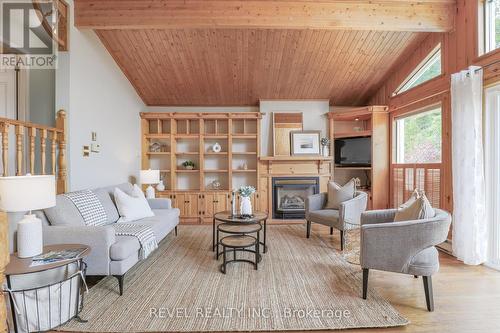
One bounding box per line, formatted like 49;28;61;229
343;220;361;265
4;244;91;333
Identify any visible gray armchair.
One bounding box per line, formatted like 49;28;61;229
360;208;451;311
305;191;368;250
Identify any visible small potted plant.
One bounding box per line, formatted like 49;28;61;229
320;137;330;157
182;160;196;170
238;185;256;216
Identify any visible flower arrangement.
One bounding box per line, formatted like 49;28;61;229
320;137;330;147
182;160;196;169
238;185;256;197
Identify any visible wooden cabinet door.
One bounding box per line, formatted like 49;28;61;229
214;192;229;213
203;193;215;217
184;194;199;217
174;193;187;216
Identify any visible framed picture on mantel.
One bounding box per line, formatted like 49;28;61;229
290;130;321;155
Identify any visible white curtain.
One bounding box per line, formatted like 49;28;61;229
484;85;500;270
451;66;488;265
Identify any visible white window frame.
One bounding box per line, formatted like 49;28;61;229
393;44;442;96
484;0;498;53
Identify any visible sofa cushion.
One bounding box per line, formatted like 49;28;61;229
115;185;154;222
134;208;180;241
100;183;134;205
93;188;120;223
110;235;141;261
44;195;86;226
308;209;340;229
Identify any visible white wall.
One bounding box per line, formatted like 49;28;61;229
259;100;330;156
57;0;145;190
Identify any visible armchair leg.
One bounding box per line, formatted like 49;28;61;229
423;276;434;312
113;274;125;296
306;220;311;238
362;268;369;299
340;230;345;251
175;226;178;236
330;227;333;235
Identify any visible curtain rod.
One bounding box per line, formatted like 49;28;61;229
472;58;500;73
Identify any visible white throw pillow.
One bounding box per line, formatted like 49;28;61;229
324;179;356;210
399;189;421;208
394;192;435;222
114;184;154;222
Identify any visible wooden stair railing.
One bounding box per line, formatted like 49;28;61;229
0;109;67;332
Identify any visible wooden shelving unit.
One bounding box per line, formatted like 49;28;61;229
141;112;262;224
328;106;390;210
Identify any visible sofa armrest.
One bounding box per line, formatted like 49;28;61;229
147;198;172;210
43;225;116;275
339;191;367;225
361;209;398;225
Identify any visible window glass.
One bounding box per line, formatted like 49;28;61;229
394;107;442;163
485;0;500;53
393;47;441;95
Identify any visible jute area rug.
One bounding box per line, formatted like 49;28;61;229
60;225;408;332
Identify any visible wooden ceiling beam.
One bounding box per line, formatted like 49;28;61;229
74;0;456;32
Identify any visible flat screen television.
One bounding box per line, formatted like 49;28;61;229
334;137;371;167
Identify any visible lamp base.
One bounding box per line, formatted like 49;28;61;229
17;214;43;258
145;185;156;199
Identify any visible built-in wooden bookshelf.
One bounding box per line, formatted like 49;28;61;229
140;112;262;224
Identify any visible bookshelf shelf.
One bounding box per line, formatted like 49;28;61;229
141;111;262;224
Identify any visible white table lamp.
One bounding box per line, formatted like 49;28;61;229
140;169;160;199
0;175;56;258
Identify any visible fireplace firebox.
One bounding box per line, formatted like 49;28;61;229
272;177;320;219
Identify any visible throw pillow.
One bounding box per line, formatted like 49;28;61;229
114;184;154;222
394;192;435;222
399;189;421;208
324;178;356;210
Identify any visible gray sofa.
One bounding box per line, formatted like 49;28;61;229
360;208;451;311
36;183;180;295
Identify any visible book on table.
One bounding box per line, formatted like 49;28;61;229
30;247;87;267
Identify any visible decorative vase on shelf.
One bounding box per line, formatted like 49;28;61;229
212;142;222;153
156;180;165;191
322;145;330;157
240;196;252;216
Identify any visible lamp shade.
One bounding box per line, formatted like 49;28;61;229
0;175;56;212
140;169;160;185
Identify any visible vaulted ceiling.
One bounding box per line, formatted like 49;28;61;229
75;0;455;106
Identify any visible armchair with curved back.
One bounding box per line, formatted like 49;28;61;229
360;208;452;311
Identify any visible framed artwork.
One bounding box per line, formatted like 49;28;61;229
290;130;321;155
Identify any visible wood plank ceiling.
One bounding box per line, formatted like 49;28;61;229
98;29;427;106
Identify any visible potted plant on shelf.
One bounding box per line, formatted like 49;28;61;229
182;160;196;170
238;185;256;217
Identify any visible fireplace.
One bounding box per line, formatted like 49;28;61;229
272;177;320;219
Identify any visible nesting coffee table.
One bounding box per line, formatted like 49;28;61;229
212;211;268;253
213;211;268;273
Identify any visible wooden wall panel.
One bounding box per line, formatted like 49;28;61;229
97;29;424;106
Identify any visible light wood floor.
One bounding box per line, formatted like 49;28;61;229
308;224;500;333
59;223;500;333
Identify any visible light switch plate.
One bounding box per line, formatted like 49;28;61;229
91;143;100;153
